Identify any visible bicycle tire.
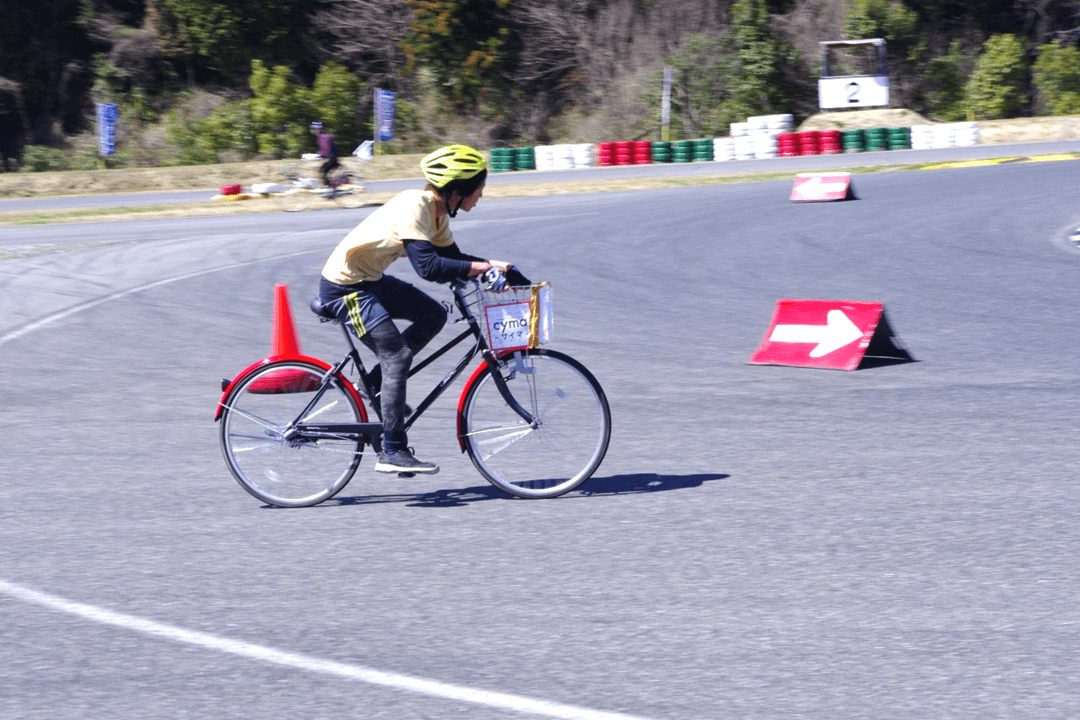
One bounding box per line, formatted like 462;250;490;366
332;183;366;209
219;360;366;507
273;186;313;212
459;348;611;498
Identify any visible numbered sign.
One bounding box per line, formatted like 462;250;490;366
818;75;889;109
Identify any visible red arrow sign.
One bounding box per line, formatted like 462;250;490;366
750;299;900;370
790;172;854;202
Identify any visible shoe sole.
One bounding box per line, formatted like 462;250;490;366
374;462;439;475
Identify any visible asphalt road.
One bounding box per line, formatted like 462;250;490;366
2;157;1080;718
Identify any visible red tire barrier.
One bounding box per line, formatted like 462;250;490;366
597;142;616;166
633;140;652;164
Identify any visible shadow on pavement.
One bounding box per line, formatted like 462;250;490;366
311;472;729;509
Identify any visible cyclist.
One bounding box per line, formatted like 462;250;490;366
309;121;340;187
317;144;526;475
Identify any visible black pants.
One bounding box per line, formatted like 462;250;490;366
320;157;341;185
319;276;446;451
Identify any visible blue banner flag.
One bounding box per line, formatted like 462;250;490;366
96;103;118;156
374;89;396;142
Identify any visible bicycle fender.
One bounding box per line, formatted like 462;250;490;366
455;361;492;451
214;354;363;421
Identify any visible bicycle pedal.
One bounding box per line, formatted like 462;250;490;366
398;472;416;478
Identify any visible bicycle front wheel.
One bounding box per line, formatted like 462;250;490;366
219;360;366;507
273;186;312;212
460;348;611;498
332;183;365;209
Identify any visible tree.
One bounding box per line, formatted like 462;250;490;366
922;40;969;120
401;0;514;110
310;0;414;92
841;0;921;107
145;0;316;82
725;0;802;118
964;33;1029;119
645;0;804;140
1032;39;1080;114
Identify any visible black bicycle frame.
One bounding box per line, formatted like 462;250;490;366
288;283;536;451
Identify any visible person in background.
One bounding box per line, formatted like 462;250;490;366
309;121;340;187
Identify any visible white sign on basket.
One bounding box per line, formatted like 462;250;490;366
485;301;532;351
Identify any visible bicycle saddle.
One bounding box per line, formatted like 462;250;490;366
309;295;337;321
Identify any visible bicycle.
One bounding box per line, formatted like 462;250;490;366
270;157;366;212
215;278;612;507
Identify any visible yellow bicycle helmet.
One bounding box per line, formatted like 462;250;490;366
420;144;487;189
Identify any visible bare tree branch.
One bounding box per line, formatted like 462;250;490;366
310;0;414;92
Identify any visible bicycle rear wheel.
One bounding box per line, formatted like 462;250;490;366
219;360;366;507
459;348;611;498
273;185;312;212
332;182;365;209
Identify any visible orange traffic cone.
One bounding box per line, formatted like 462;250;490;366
270;283;302;358
248;283;318;393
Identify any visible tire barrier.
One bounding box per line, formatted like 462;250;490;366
819;130;842;155
535;145;555;171
692;138;714;162
489;147;515;173
597;142;615;166
571;143;595;168
651;141;672;163
553;118;980;170
514;146;536;170
633;140;652;165
887;126;911;150
910;122;981;150
713;137;736;162
514;143;596;170
796;131;820;156
734;136;756;161
842;129;865;153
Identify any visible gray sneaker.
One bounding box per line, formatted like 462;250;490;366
374;448;439;475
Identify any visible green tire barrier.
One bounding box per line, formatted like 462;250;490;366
691;138;713;161
865;127;888;151
672;140;693;163
887;127;911;150
651;141;672;162
489;147;515;172
513;146;536;170
842;129;865;153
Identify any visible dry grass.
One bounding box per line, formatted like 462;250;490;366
0;155;426;200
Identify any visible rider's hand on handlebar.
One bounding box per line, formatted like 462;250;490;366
504;266;530;286
482;267;508;292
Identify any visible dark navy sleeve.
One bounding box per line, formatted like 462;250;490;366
404;240;480;283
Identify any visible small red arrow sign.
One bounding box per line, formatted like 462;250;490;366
790;172;853;202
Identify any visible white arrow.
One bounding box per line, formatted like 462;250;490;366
796;176;848;200
769;309;863;357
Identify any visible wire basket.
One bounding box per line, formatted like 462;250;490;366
462;281;553;352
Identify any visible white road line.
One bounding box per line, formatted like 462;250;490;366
0;580;648;720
